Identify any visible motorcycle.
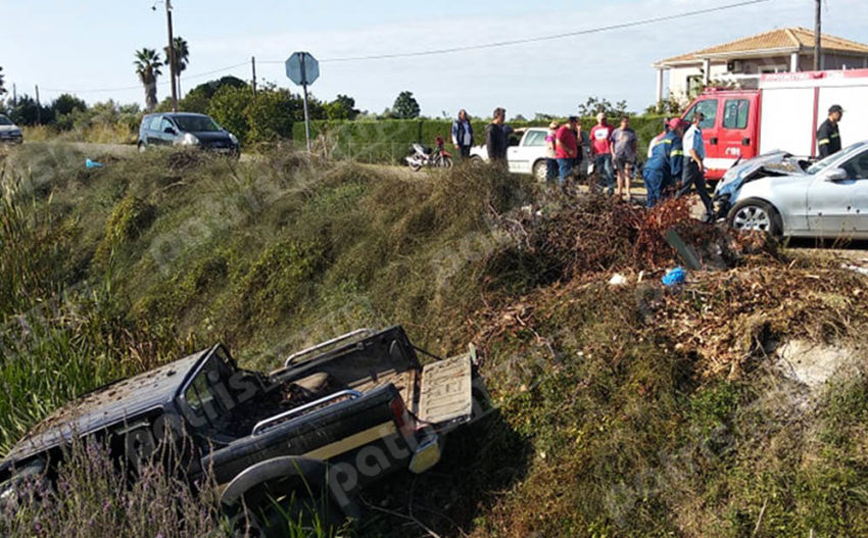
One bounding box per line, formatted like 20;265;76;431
405;136;453;171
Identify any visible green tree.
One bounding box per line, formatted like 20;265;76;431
52;94;87;116
578;97;628;118
324;94;359;120
392;91;420;119
134;48;163;111
164;36;190;96
8;95;54;126
247;88;304;142
207;84;253;143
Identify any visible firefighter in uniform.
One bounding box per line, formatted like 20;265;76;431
643;118;686;208
817;104;843;158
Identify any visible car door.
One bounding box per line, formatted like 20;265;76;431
508;130;545;174
807;148;868;238
158;116;178;146
146;115;163;146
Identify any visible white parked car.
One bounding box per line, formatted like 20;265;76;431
470;127;590;181
716;141;868;239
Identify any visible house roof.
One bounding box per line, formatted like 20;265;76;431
655;27;868;67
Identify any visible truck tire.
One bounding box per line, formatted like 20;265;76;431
727;198;782;237
230;478;343;538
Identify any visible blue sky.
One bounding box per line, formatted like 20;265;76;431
2;0;867;118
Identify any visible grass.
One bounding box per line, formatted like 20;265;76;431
2;142;868;537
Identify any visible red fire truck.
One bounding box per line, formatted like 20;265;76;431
680;68;868;180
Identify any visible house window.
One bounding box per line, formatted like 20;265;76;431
687;75;704;98
758;64;787;74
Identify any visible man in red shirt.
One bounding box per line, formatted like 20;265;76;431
555;116;579;186
590;112;615;195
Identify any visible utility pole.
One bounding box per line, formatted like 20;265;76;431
251;56;258;99
165;0;178;111
12;83;16;106
814;0;822;71
35;85;41;124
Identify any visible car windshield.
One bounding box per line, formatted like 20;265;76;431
807;143;868;175
0;115;13;126
182;348;234;427
173;115;221;132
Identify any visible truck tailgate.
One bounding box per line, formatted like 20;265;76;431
417;350;474;427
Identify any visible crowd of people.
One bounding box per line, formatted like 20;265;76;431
450;107;715;219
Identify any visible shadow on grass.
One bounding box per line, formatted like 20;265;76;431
357;409;530;537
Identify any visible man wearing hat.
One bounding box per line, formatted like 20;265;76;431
545;120;560;185
643;118;686;208
817;105;844;158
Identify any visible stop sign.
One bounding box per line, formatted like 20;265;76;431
285;52;319;86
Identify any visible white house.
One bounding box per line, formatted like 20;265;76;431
653;27;868;104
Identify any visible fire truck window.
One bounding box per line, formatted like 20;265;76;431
723;100;750;129
685;99;717;130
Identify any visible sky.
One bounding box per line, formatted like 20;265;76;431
2;0;868;118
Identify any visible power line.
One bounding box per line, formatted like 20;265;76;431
40;61;249;95
261;0;770;64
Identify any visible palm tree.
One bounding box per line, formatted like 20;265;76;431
164;37;190;96
134;48;163;111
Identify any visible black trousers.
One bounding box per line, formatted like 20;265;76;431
677;160;713;215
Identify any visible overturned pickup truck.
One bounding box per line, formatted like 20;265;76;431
0;326;488;532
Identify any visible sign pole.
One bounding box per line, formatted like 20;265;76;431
300;53;311;153
285;51;319;154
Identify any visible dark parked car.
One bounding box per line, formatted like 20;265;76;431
138;112;240;156
0;114;23;144
0;326;486;534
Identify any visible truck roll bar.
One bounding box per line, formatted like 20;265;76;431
283;328;375;368
252;389;363;436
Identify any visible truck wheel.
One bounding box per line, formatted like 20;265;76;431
727;198;782;237
532;160;547;182
233;480;344;537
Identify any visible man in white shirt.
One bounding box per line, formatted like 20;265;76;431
676;112;714;219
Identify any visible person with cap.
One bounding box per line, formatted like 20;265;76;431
545;120;560;185
555;116;580;186
647;117;671;158
676;112;714;219
590;112;616;195
817;104;844;158
451;109;474;160
643;118;686;209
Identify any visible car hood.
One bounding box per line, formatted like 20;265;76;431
714;151;807;199
189;130;233;142
0;125;21;133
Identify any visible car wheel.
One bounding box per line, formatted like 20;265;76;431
727;198;782;237
469;156;484;167
532;160;547;182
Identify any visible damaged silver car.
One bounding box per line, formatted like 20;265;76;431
713;142;868;239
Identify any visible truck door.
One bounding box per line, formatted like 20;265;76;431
682;97;720;177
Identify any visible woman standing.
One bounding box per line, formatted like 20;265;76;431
451;109;474;160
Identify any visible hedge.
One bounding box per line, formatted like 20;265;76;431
293;116;668;164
